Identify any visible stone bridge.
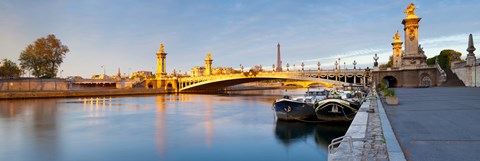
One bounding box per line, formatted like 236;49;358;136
151;69;371;92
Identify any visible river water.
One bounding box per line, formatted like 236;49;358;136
0;89;349;161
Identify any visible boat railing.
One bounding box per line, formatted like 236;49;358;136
328;135;353;161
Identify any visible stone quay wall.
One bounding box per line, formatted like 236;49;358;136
0;88;167;99
0;79;70;91
452;61;480;87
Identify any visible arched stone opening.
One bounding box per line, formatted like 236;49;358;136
308;83;326;88
285;84;303;88
382;76;398;88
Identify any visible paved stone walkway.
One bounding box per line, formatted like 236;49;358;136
331;94;391;161
360;98;388;161
384;87;480;161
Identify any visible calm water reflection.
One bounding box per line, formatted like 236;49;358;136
0;89;349;161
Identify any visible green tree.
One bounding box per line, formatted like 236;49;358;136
379;55;393;69
426;49;462;69
0;59;23;78
19;34;69;78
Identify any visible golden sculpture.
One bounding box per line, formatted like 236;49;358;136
404;3;418;18
393;31;401;42
206;53;212;60
159;44;165;53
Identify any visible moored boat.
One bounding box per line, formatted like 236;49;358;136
314;98;361;122
314;87;366;122
273;89;327;121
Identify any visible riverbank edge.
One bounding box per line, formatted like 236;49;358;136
330;93;371;160
0;89;169;99
0;87;297;99
377;92;407;161
330;89;406;161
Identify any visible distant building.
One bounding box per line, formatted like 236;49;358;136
276;43;283;72
212;67;235;75
191;66;206;77
130;71;153;79
91;74;109;80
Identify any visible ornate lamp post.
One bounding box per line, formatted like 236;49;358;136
343;62;347;83
373;53;379;67
301;62;305;71
240;64;244;72
286;63;290;71
353;60;357;69
272;64;275;72
101;65;106;79
334;61;339;82
293;64;296;71
317;61;321;79
364;67;371;87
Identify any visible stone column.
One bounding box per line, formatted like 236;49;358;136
392;31;403;68
401;3;427;66
466;34;476;66
205;53;213;76
156;44;167;78
402;17;420;58
466;34;477;87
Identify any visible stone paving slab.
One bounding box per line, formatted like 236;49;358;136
330;98;370;161
384;87;480;161
377;97;405;161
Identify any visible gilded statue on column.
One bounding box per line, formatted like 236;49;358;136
206;53;212;60
393;31;401;42
159;44;165;53
404;3;418;18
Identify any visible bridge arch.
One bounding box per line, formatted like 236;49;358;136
147;82;154;89
177;71;359;92
382;76;398;88
307;82;328;87
179;76;342;92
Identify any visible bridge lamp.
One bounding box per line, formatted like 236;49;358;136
286;63;290;71
353;60;357;69
101;65;106;79
373;53;379;67
301;62;305;71
334;61;338;70
272;64;275;71
317;61;321;71
344;62;346;70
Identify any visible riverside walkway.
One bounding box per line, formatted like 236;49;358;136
385;87;480;161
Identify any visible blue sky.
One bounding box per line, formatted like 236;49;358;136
1;0;480;77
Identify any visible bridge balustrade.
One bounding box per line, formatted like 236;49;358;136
176;69;369;91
